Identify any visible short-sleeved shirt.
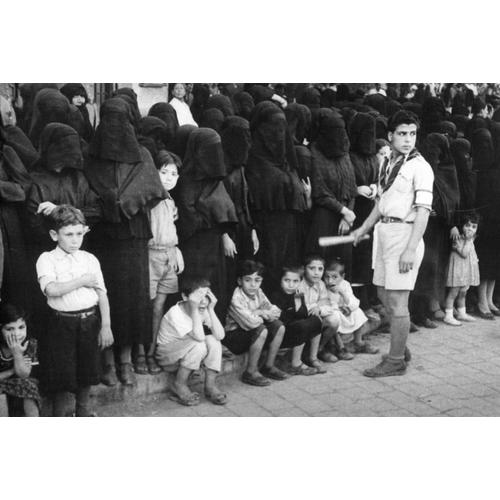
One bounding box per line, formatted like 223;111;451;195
148;196;179;250
377;154;434;221
36;246;106;312
157;302;210;345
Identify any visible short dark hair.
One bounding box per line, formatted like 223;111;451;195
472;97;487;115
0;303;26;328
179;274;211;296
236;259;265;278
376;138;390;151
281;265;304;278
155;149;182;170
387;110;420;132
325;259;346;274
48;204;86;231
461;211;480;228
304;254;325;267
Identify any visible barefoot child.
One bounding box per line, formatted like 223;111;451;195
155;276;227;406
135;150;184;375
444;213;480;326
270;266;326;375
0;304;40;416
297;255;340;363
324;260;379;358
224;260;288;386
36;205;114;417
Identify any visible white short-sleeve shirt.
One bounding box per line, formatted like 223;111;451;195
377;154;434;221
36;246;106;312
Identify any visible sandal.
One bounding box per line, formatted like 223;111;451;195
118;362;136;386
205;390;228;406
260;365;289;381
133;355;148;375
168;391;200;407
318;351;338;363
285;363;317;376
241;371;270;387
353;342;380;355
147;356;162;375
307;358;327;374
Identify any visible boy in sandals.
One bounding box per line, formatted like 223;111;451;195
270;266;326;375
155;275;227;406
224;260;289;386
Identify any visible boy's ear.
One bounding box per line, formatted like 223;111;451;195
49;229;58;242
181;293;188;301
83;225;90;235
237;277;242;287
387;131;393;143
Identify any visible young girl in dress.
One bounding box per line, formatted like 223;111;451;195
444;213;480;326
0;304;40;416
323;260;379;359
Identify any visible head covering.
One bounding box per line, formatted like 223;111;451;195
37;123;83;172
18;83;58;133
450;138;476;210
137;116;169;160
336;84;351;102
295;144;312;179
298;87;321;111
364;93;387;115
471;128;494;171
465;116;489;141
386;98;402;118
59;83;89;104
29;89;73;148
375;115;388;139
89;97;142;163
147;102;178;148
450;114;469;136
421;97;447;135
171;124;197;159
199;108;225;132
402;101;422;118
472;97;487;115
221;116;251;172
348;113;376;156
284;103;311;145
206;95;234;117
190;84;211;124
320;88;337;108
438;120;457;140
59;83;93;141
247;84;274;104
314;112;350;159
233;91;255;120
112;87;141;127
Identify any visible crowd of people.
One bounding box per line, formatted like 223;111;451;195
0;82;498;416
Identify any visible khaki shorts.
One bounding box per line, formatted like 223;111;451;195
373;222;424;291
149;248;180;299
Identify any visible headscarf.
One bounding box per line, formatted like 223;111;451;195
206;95;234;117
420;133;460;224
233;91;255;120
348;113;376;156
450;138;476;210
284;103;311;145
247;84;274;104
298;87;321;111
18;83;58;133
190;84;211;124
402;101;422;118
221;116;251;172
492;107;500;123
29;89;73;148
315;113;350;159
89;97;142;163
148;102;178;148
421;97;447;136
309;107;343;144
37;123;83;172
199;108;225;132
364;93;387;116
450;114;469;137
112;87;141;127
171;124;197;159
465;116;489;141
246;101;305;212
471;128;494;171
137;116;169;161
336;84;351;103
375;115;388;140
176;128;237;240
59;83;93;142
386;98;402;118
295;145;312;180
320;88;337;108
439;120;457;140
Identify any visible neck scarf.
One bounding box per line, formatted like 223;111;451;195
380;148;421;192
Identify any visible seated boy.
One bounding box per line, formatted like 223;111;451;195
224;260;288;386
135;150;184;376
270;266;325;375
36;205;113;417
297;255;340;363
324;260;379;359
155;275;227;406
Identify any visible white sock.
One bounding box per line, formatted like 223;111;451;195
444;308;462;326
457;307;475;321
444;308;454;319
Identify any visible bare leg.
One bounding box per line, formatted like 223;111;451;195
75;386;94;417
291;344;305;368
53;392;70;417
444;287;460;310
119;345;132;364
149;293;168;357
247;329;267;374
205;368;225;399
173;366;196;400
487;280;498;311
308;335;321;362
264;325;285;368
23;398;39;417
477;280;491;313
386;290;410;360
456;286;475;321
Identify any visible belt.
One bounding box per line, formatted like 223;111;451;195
51;306;97;319
380;216;413;224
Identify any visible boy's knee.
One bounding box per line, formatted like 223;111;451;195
256;327;268;342
193;341;208;360
205;335;222;354
323;315;339;329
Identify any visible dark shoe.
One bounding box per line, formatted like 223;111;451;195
318;350;338;363
382;346;411;363
337;348;354;361
133;355;148;375
241;371;270;387
490;308;500;317
353;342;380;355
146;356;162;375
409;322;419;333
305;358;327;374
261;365;289;381
168;392;200;407
101;364;118;387
431;309;445;321
422;318;438;329
285;363;317;376
363;358;407;378
222;346;235;360
477;310;495;320
118;363;136;386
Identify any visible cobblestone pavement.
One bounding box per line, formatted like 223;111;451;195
99;318;500;417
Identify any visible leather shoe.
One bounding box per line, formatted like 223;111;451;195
477;310;495;320
118;363;136;386
101;364;118;386
364;358;407;378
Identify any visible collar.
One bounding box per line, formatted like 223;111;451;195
53;246;80;260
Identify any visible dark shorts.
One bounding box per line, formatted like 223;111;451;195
39;308;101;394
222;319;283;355
281;316;322;349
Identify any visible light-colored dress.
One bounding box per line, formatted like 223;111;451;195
169;97;198;127
445;236;480;288
327;280;368;334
